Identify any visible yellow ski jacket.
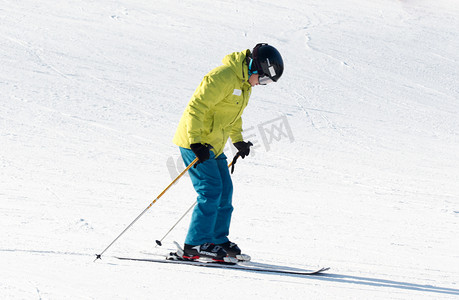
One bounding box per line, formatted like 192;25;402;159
173;49;252;157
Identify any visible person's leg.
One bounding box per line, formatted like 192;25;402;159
180;147;223;246
213;153;234;244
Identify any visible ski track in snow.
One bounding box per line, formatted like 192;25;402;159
1;0;459;299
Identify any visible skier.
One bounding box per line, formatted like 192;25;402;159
172;43;284;261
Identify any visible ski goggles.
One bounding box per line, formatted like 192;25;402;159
258;74;274;85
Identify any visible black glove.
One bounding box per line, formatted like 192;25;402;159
231;141;253;174
233;141;253;159
190;143;210;166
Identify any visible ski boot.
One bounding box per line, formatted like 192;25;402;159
218;241;251;262
183;243;228;261
168;241;238;263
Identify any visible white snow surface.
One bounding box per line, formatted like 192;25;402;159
1;0;459;299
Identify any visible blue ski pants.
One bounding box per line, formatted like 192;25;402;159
180;147;233;246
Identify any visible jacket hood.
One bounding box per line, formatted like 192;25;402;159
222;49;251;81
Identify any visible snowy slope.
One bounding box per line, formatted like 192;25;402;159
1;0;458;299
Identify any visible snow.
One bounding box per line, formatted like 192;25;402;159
1;0;458;298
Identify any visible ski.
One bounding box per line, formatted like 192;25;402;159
115;256;330;276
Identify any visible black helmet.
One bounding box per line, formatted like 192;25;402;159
251;43;284;84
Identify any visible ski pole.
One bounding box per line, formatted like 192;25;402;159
155;201;197;247
155;159;235;247
94;157;199;262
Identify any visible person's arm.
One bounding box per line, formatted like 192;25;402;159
185;74;232;144
229;116;243;144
